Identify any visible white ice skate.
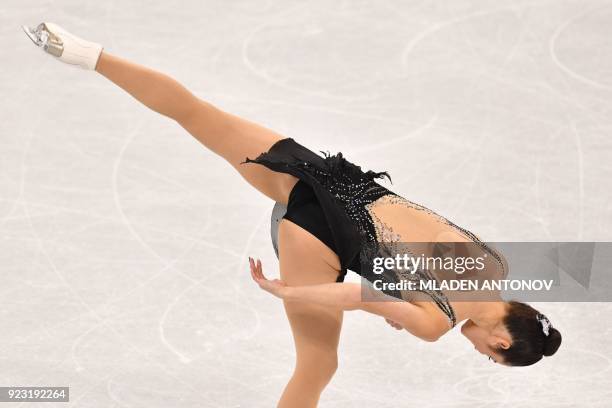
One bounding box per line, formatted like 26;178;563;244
22;22;104;70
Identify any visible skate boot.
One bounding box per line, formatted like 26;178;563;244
22;22;104;70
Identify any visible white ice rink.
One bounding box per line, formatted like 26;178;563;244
2;1;612;406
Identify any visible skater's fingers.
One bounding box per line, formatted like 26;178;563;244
249;257;265;282
249;257;258;280
253;259;264;279
257;264;267;281
385;318;402;330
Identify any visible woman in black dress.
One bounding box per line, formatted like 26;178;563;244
24;22;561;408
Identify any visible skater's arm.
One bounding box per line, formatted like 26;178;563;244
282;283;442;342
249;258;443;342
282;282;362;311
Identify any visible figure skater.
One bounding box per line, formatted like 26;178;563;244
23;22;561;408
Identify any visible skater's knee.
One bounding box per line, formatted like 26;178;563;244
172;95;208;124
295;351;338;389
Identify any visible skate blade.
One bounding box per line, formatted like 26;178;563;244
22;24;43;46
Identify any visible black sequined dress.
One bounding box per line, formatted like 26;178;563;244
242;137;507;329
242;137;391;276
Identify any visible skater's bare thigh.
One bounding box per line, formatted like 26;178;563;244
177;101;299;205
279;218;342;280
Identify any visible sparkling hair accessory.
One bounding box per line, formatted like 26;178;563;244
536;313;552;336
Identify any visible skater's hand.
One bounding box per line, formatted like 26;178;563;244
385;317;404;330
249;257;287;299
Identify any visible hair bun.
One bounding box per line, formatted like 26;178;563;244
543;327;562;356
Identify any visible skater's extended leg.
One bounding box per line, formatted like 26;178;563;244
23;22;297;203
95;50;198;122
95;50;298;204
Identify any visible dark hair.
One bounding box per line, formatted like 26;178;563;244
494;301;562;366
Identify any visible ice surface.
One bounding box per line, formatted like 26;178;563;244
2;1;611;406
